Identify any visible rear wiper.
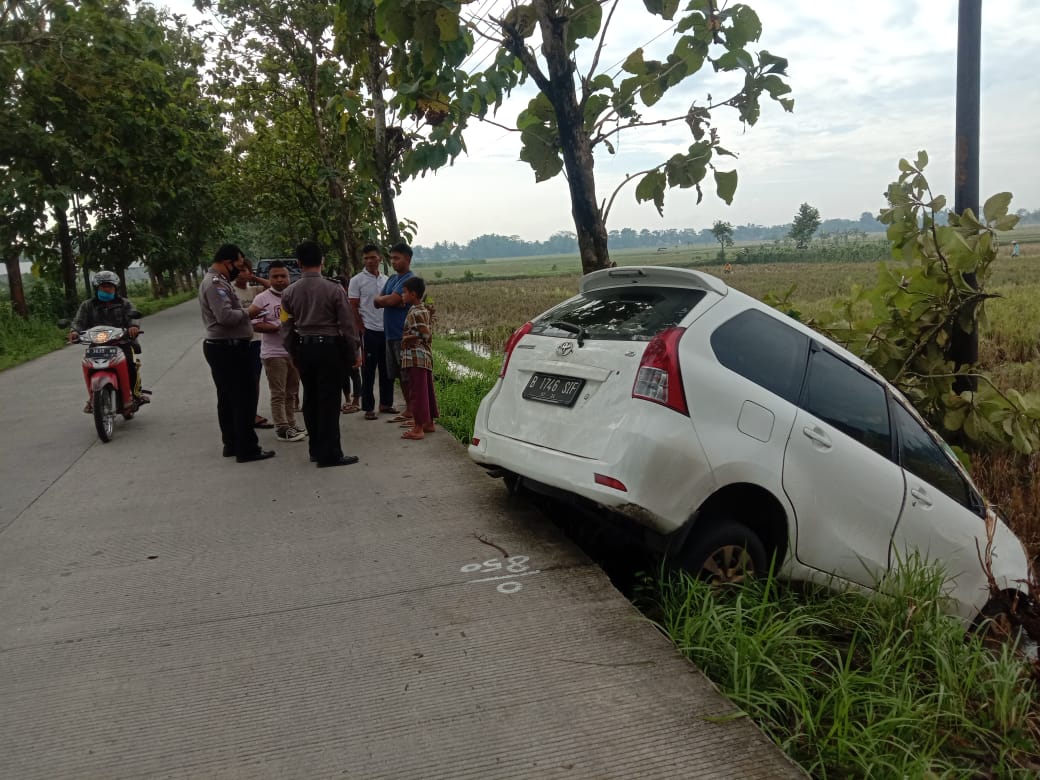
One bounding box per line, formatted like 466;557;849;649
549;320;586;347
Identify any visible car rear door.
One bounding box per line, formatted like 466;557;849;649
782;344;907;589
487;274;715;460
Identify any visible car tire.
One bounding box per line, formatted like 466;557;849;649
677;520;768;585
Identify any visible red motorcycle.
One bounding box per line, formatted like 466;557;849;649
69;324;149;442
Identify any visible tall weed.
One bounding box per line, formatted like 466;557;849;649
650;563;1040;778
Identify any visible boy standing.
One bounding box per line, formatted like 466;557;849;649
249;262;306;442
399;276;438;440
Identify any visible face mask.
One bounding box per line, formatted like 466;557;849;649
225;262;240;281
97;290;115;302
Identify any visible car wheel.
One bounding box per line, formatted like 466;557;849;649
678;521;768;585
974;594;1039;651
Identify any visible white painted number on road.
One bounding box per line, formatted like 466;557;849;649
459;555;540;595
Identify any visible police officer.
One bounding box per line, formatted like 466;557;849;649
199;243;275;463
279;240;360;467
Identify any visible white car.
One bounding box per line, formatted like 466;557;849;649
469;266;1031;621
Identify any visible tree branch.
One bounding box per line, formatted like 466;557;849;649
602;164;664;223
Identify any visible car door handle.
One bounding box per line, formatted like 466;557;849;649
802;426;832;448
910;486;933;507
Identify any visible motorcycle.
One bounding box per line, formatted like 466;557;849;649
62;322;149;442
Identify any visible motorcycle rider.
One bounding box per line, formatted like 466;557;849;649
69;270;146;413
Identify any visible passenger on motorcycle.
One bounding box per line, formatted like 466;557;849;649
69;270;147;413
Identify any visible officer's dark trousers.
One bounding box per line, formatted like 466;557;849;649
361;329;394;412
203;340;260;457
297;341;346;464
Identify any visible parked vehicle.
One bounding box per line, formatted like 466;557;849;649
469;266;1031;622
67;323;148;442
255;257;302;282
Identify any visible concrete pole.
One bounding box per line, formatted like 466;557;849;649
951;0;981;391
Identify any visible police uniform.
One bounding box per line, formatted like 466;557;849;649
281;271;359;465
199;268;262;459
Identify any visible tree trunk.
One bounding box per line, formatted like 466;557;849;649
4;250;29;319
54;205;79;313
533;1;610;275
303;59;357;275
365;17;401;246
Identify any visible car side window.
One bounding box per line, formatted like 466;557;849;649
801;348;892;459
891;402;974;509
710;309;809;403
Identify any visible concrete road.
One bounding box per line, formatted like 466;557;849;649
0;300;804;779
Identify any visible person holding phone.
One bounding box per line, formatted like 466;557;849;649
249;261;306;443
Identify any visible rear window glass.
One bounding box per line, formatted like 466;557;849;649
530;287;705;342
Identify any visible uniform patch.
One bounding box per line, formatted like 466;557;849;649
217;289;228;298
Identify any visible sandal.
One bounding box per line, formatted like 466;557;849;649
401;430;425;440
254;416;274;429
388;414;412;423
379;406;399;414
364;411;378;420
341;404;360;414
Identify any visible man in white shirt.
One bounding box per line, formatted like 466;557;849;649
348;245;395;420
249;262;305;442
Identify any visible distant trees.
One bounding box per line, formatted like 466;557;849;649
789;202;822;248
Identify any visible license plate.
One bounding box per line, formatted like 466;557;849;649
522;373;585;407
86;347;118;358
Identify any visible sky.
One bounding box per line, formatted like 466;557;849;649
163;1;1040;246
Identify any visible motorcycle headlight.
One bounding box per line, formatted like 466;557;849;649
85;326;121;344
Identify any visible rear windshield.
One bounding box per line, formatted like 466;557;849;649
530;287;705;342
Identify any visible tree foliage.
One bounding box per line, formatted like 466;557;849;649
1;0;227;309
379;0;792;275
711;220;734;257
788;202;821;249
787;153;1040;455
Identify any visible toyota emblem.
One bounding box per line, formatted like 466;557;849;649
556;341;574;357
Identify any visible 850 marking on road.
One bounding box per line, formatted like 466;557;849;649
460;556;540;594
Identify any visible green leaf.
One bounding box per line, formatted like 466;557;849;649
724;5;762;48
982;192;1012;223
567;0;603;42
642;0;681;19
714;169;737;204
518;125;563;182
635;169;666;215
623;48;648;76
914;149;928;170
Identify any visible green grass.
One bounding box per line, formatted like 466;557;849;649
0;309;67;371
432;338;498;444
0;290;199;373
647;562;1040;778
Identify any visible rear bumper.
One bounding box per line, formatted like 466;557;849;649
469;391;714;535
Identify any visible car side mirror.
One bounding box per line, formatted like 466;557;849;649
57;319;70;329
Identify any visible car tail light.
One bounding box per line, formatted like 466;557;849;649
500;321;533;378
471;437;480;446
632;327;688;415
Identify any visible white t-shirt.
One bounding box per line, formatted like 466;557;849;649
347;269;389;332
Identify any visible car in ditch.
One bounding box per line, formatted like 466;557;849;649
468;266;1032;622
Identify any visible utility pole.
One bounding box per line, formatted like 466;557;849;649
951;0;981;392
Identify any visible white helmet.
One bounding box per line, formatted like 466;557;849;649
92;270;119;289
